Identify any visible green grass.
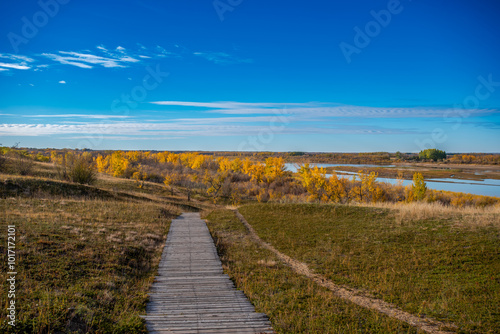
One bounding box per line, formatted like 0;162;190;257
2;156;498;333
0;172;184;333
238;203;500;334
205;209;420;333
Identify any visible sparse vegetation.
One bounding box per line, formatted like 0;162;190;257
1;146;499;332
46;149;500;208
205;209;419;333
52;151;97;185
9;149;35;176
238;203;500;334
0;160;198;333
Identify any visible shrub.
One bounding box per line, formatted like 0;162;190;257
0;152;5;172
69;158;97;185
412;172;427;201
256;188;270;203
9;150;34;175
53;152;97;185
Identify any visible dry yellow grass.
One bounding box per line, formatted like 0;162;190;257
360;201;500;228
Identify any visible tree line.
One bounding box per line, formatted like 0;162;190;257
1;147;498;208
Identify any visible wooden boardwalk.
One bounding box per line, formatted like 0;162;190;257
142;212;274;334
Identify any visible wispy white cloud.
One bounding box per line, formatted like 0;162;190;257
22;114;131;119
2;100;431;140
193;52;253;64
62;135;184;141
40;44;178;69
42;53;93;69
0;53;35;63
0;62;30;70
171;116;289;124
42;50;139;69
0;111;420;138
58;80;66;84
33;64;49;72
0;122;261;137
0;53;35;71
149;101;497;118
1;45;248;73
155;45;181;58
150;101;311;109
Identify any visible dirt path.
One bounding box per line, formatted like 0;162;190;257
233;210;458;334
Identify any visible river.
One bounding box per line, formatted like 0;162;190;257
284;163;500;197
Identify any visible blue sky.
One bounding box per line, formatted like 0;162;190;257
1;0;499;152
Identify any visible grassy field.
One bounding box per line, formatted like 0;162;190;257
2;155;499;333
205;209;420;333
0;173;191;333
237;203;500;334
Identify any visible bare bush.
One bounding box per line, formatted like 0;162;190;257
9;150;34;175
69;158;97;185
54;152;97;185
0;153;5;172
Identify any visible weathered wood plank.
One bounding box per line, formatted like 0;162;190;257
143;212;274;333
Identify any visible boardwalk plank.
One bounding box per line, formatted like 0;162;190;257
144;212;274;333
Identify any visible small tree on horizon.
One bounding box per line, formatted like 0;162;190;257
418;149;446;161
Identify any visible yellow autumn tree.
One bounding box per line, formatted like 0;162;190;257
132;164;147;188
167;152;179;164
156;151;169;163
349;172;364;202
242;158;253;175
203;170;228;203
94;154;109;173
247;163;266;183
191;155;206;169
50;151;64;165
412;172;426;201
126;151;141;162
108;151;129;177
179;152;199;167
218;157;232;172
230;158;243;172
163;173;177;195
298;164;328;202
349;171;383;203
324;172;349;203
264;157;285;183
